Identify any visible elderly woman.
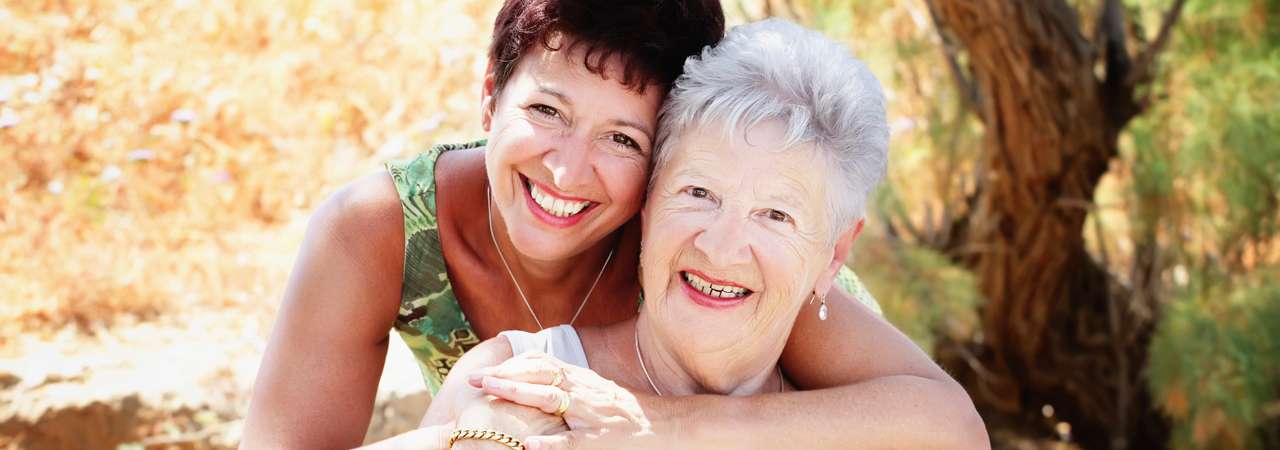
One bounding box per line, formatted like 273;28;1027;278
411;19;987;450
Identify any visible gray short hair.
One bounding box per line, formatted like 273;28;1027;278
652;18;889;238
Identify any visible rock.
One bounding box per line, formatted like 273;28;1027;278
0;372;19;390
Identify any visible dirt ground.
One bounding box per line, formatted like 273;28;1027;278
0;212;432;450
1;1;491;447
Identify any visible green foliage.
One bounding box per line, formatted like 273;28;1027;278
850;241;984;353
1126;0;1280;259
1128;129;1174;236
852;188;985;353
1129;1;1280;447
1147;275;1280;449
806;0;893;39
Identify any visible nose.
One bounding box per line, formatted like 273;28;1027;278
692;212;753;268
542;135;595;191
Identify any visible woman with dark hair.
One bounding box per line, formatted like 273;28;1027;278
241;1;982;449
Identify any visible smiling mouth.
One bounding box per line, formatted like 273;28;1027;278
681;271;753;299
523;176;595;218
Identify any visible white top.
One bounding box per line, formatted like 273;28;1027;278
499;325;590;369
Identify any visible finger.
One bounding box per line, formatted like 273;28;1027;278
524;431;582;450
469;355;568;388
467;362;563;389
480;376;570;415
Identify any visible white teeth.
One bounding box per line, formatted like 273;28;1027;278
528;181;590;217
682;272;748;298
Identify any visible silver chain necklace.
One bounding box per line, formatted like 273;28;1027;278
487;188;613;331
634;325;784;396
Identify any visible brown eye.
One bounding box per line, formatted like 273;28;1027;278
610;133;640;150
767;209;791;223
689;187;709;198
530;104;560;119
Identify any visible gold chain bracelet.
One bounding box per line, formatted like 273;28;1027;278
448;429;525;450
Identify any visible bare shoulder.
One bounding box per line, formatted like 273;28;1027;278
313;171;404;256
296;170;408;336
433;146;488;227
240;171;411;447
434;145;487;186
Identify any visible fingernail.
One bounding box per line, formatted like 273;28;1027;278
468;373;484;385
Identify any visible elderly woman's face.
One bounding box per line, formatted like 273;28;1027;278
484;36;663;261
640;119;837;368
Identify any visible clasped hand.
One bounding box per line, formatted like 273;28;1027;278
465;352;668;450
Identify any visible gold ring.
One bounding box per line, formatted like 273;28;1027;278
550;368;565;387
553;390;571;416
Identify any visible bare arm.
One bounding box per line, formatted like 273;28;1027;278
474;287;988;449
655;287;988;449
240;173;407;449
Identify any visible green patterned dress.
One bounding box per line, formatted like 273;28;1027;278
385;140;883;394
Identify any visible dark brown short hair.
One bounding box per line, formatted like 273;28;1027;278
488;0;724;96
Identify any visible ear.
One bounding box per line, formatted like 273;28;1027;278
813;218;865;298
481;61;497;132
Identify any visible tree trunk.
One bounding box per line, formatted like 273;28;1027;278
926;1;1168;447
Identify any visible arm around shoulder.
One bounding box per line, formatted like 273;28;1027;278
649;286;988;450
240;172;408;450
779;285;988;448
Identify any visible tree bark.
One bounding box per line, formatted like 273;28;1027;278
926;0;1168;447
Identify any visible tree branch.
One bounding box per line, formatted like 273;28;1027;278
1098;0;1132;86
924;0;982;112
1127;0;1188;87
1096;0;1146;127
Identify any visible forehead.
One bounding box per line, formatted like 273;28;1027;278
512;35;659;99
670;119;823;169
665;120;831;206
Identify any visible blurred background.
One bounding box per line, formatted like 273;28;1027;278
0;0;1275;449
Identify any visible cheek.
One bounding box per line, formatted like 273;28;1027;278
644;200;709;244
641;214;686;262
755;233;817;303
486;128;542;178
599;159;648;209
750;259;811;333
640;211;702;281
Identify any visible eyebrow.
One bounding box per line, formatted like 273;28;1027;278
670;152;721;180
766;174;811;209
766;190;806;209
608;118;654;143
537;86;571;105
537;86;654;143
670;165;709;182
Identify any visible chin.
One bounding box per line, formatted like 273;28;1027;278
507;226;594;261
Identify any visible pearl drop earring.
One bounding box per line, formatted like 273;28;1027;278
809;293;829;321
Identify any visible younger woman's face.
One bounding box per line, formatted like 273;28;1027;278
483;36;664;262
